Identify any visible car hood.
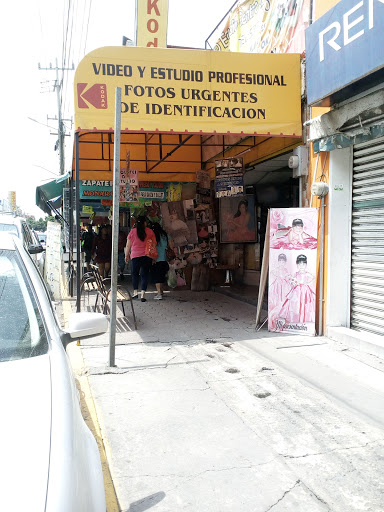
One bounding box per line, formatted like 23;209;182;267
0;354;51;511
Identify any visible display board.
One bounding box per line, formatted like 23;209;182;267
44;221;63;300
268;207;318;336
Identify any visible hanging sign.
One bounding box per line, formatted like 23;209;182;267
80;180;113;198
74;46;302;136
127;169;139;203
139;181;166;200
215;157;244;198
268;207;319;336
119;168;129;203
167;183;182;202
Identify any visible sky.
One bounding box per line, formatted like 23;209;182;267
1;0;236;218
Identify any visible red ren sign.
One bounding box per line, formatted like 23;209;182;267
136;0;169;48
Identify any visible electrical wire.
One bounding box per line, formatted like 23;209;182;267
83;0;93;57
62;0;72;70
77;0;88;65
62;0;93;118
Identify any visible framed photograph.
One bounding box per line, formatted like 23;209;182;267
160;200;198;247
219;195;256;243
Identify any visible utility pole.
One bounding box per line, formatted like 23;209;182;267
38;59;75;175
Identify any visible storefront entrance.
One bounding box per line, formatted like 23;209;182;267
71;45;303;307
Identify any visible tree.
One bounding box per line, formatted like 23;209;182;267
26;216;55;232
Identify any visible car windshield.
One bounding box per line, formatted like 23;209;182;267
0;223;18;236
0;249;48;362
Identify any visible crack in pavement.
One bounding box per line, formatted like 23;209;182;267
86;357;208;375
116;457;279;487
90;386;212;398
299;479;331;510
265;479;301;511
279;439;384;459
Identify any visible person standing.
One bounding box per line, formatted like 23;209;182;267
125;216;156;302
151;222;174;300
81;224;95;271
92;225;112;279
118;228;127;281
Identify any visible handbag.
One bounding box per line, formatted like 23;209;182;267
145;237;158;260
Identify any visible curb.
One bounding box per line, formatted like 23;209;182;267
61;299;120;512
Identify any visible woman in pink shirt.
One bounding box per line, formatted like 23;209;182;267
125;216;156;302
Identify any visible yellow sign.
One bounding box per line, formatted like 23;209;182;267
74;46;302;137
136;0;168;48
8;191;16;211
82;205;94;213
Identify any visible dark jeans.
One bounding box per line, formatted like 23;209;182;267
151;261;169;284
131;256;152;291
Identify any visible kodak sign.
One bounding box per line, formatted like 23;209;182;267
136;0;169;48
74;46;302;137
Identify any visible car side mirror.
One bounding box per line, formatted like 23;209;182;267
63;312;108;345
29;244;44;254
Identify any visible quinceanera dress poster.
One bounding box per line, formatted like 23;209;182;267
268;208;319;336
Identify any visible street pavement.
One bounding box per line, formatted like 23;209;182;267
62;287;384;512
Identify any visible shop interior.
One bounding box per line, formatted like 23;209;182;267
70;131;302;293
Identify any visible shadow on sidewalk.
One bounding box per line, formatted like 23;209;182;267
122;491;166;512
82;303;137;333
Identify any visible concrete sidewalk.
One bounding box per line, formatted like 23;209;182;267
62;288;384;512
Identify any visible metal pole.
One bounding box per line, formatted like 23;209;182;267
310;153;320;208
299;176;302;207
75;132;81;313
56;58;65;175
69;177;74;297
109;87;121;368
318;196;325;336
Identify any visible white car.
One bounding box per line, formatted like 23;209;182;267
35;230;47;249
0;213;45;274
0;233;108;511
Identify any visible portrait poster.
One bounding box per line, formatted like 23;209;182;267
215;157;244;198
127;169;139;203
268;207;319;336
220;195;256;243
161;200;198;247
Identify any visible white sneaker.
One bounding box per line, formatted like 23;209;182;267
154;294;163;300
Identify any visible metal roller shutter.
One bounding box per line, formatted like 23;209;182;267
351;136;384;336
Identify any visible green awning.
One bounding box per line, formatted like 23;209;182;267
36;173;70;215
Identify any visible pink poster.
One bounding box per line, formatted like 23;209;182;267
268;208;318;336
